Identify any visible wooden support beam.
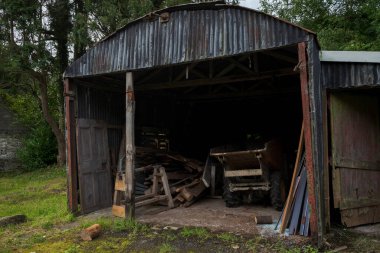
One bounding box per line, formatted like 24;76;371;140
215;62;235;78
136;68;297;91
209;60;214;78
322;90;330;231
64;78;78;214
125;72;136;219
173;62;198;82
98;75;124;85
228;57;253;74
138;68;163;84
262;51;298;64
253;53;259;73
298;42;318;237
191;68;208;79
215;55;248;78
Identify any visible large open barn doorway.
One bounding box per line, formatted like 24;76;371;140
69;44;312;235
128;45;303;226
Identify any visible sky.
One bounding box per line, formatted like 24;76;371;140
239;0;261;10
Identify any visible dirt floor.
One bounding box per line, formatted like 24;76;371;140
86;198;282;236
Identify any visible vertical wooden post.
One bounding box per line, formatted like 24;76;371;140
298;42;318;237
322;89;330;231
125;72;135;219
64;78;78;213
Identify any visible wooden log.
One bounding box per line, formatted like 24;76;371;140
0;215;26;227
166;171;193;180
175;179;200;192
175;194;185;203
135;195;168;207
254;215;273;224
180;188;194;202
187;181;206;197
183;191;207;208
80;224;101;241
112;205;125;218
169;175;197;188
159;167;174;208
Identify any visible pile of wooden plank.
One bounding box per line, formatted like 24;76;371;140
136;149;206;208
278;124;310;236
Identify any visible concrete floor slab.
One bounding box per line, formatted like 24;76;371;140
82;198;281;236
136;198;281;235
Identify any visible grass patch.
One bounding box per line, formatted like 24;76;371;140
159;242;174;253
0;166;70;228
80;217;150;234
216;232;238;243
246;236;265;252
181;227;210;239
0;166;71;251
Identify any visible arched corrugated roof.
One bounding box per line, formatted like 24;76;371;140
64;1;316;78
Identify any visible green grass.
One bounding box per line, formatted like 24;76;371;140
80;217;150;234
0;166;72;228
216;232;239;243
180;227;210;239
159;242;174;253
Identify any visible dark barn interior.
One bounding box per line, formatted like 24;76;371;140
73;45;304;215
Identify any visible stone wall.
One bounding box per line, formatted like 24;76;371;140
0;98;25;171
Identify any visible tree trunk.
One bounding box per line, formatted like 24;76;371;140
49;0;71;134
38;78;66;166
74;0;88;58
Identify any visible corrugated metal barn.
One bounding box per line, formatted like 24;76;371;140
63;1;380;244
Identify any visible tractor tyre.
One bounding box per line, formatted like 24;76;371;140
223;177;241;208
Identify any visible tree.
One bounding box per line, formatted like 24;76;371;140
1;0;196;169
0;0;66;166
260;0;380;50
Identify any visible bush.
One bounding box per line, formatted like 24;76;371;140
17;124;57;170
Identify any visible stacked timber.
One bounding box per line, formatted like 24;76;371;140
135;149;206;207
278;124;310;237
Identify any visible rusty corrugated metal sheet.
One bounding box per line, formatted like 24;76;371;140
305;37;324;243
76;85;124;125
321;62;380;89
64;2;313;78
76;84;124;150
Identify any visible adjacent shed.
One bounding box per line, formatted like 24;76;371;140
321;51;380;227
64;2;325;242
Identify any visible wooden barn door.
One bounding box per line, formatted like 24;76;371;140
77;119;112;213
330;93;380;227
